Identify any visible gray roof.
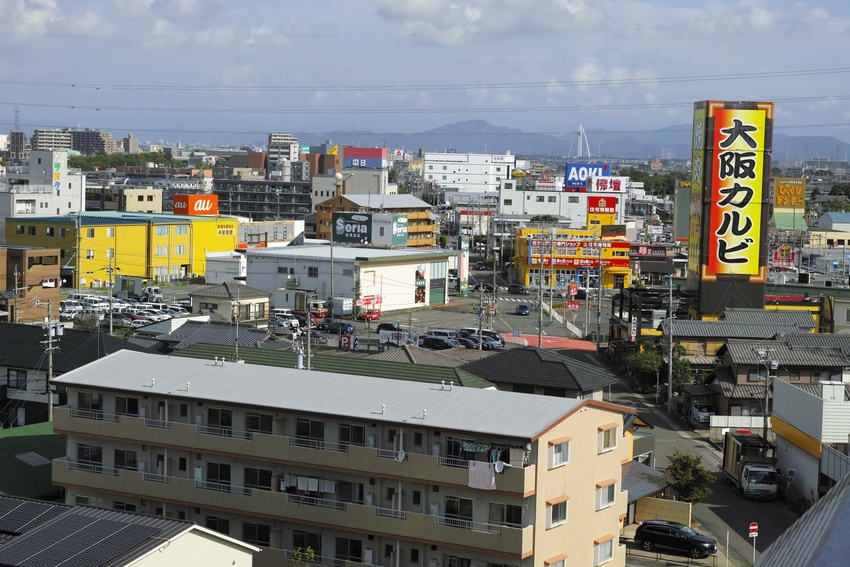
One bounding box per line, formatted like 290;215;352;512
724;339;850;367
154;320;269;350
370;344;497;366
757;466;850;566
189;281;271;300
344;194;432;210
665;320;798;339
621;460;667;503
52;350;631;440
783;333;850;355
721;308;816;331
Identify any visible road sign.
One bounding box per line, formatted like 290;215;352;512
567;301;581;311
749;522;758;533
569;283;578;296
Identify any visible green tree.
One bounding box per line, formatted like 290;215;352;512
352;279;362;316
438;234;448;248
530;214;558;223
626;348;663;392
671;343;692;393
292;546;315;567
665;448;714;503
821;197;850;213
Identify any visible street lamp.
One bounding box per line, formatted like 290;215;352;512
754;348;778;440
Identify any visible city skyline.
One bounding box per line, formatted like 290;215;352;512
2;0;850;146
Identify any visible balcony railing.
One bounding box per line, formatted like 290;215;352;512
286;494;347;510
438;456;470;469
68;460;119;476
289;438;348;453
376;449;407;461
436;516;500;533
281;550;345;567
70;409;119;422
144;472;170;484
144;418;171;430
198;425;252;440
197;480;251;496
376;507;406;520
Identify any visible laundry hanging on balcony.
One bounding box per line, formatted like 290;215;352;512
468;460;496;490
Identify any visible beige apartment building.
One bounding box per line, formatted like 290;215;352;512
52;351;633;567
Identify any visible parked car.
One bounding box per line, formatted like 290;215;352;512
689;400;716;424
420;337;461;350
633;520;717;559
324;320;355;334
456;337;480;349
508;283;530;295
515;304;530;316
376;322;402;333
474;261;487;270
357;309;381;321
308;330;328;345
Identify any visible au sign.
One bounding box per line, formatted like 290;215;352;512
174;194;219;216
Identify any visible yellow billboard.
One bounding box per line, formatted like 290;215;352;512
774;178;806;209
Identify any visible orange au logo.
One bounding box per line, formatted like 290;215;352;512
174;194;219;216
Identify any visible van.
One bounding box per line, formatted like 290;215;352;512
423;329;459;340
458;327;505;346
271;308;293;318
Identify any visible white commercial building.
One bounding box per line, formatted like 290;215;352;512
422;152;515;192
498;179;628;228
267;133;299;178
311;169;395;213
246;245;454;311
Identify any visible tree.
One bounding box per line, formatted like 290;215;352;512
625;348;663;392
530;214;558;223
671;343;692;393
665;448;714;503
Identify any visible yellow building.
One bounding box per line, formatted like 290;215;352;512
513;228;631;289
5;212;237;288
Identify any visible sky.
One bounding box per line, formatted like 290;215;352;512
1;0;850;147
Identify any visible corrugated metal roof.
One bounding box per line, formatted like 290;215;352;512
757;466;850;566
344;194;432;209
173;343;493;389
154;321;268;350
189;282;271;300
724;339;850;367
53;350;629;439
667;320;798;339
368;345;493;367
621;460;667;503
722;309;816;330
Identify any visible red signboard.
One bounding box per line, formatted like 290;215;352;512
749;522;758;533
587;196;618;214
173;194;219;216
567;301;581;311
569;283;578;296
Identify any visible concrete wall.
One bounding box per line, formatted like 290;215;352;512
635;497;691;526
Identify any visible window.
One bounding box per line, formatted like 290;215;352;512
444;554;471;567
206;516;230;535
207;462;232;489
174;245;187;255
568;196;580;203
338;481;364;503
414;432;423;446
86;249;95;260
549;437;571;468
15;225;24;235
446;436;474;459
137;195;144;202
180;403;188;417
293;530;322;555
544;558;565;567
244;467;273;491
445;496;473;527
113;501;136;512
594;535;614;565
208;408;233;432
790;371;801;381
7;369;26;389
536;196;544;202
243;523;271;547
547;497;568;528
86;228;95;238
596;480;616;510
412;490;422;506
155;226;168;236
548;196;557;202
175;225;188;235
115;396;139;416
384;544;393;558
77;443;102;468
106;227;115;238
59;228;67;237
106;248;114;259
410;549;420;563
78;391;103;415
179;457;187;471
297;418;324;440
504;199;512;206
748;368;767;383
155;246;168;256
147;195;154;201
46;227;54;236
489;502;522;527
75;496;91;505
308;267;319;278
335;537;363;563
339;423;366;446
199;302;218;310
246;412;273;433
114;449;138;470
598;424;617;453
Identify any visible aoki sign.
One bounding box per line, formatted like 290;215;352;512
173;194;219;216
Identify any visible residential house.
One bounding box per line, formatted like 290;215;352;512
52;350;634;567
189;281;271;324
0;245;61;324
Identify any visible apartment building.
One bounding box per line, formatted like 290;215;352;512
52;350;633;567
422;152;515;193
268;133;300;177
315;194;436;247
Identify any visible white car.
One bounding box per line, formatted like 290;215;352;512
690;400;716;424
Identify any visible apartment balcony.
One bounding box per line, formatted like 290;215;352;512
54;407;535;494
53;458;533;557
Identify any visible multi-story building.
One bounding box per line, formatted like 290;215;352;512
267;133;300;177
30;129;72;151
0;150;86;237
87;184;163;213
123;132;140;154
212;178;312;221
0;245;61;323
9;131;27;162
71;128;116;155
4;211;238;287
423;152;515;193
315;194;436;247
52;350;633;567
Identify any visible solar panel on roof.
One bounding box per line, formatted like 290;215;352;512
0;500;65;535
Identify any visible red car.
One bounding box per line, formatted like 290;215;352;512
357;310;381;321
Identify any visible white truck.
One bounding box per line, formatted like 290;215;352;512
721;431;780;500
114;276;163;302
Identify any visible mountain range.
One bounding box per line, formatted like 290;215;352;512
295;120;850;162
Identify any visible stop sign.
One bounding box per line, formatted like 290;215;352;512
749;522;758;533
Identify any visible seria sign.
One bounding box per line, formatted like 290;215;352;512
332;213;373;244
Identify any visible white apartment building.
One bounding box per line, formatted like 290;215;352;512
52;350;633;567
268;133;300;178
423;152;515;193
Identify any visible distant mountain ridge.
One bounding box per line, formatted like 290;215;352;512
296;119;850;161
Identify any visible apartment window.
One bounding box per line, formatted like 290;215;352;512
115;396;139;416
442;175;447;180
410;549;420;563
106;227;115;238
293;530;322;555
489;502;522;527
544;559;565;567
243;523;271;547
114;449;138;471
46;227;55;236
175;225;188;235
155;246;167;256
338;481;364;504
412;490;422;506
246;412;273;433
548;196;557;203
445;496;473;526
549;437;571;468
296;418;324;441
339;423;366;446
205;516;230;535
113;501;136;512
503;199;512;206
536;196;545;202
27;226;36;236
208;408;233;432
179;457;187;471
86;228;95;238
414;432;423;446
78;391;103;414
598;424;617;453
137;195;144;202
207;462;232;489
244;468;273;491
147;195;154;201
546;497;568;528
335;537;363;563
77;443;102;467
596;480;616;510
7;369;26;389
594;536;614;565
308;267;319;278
444;554;471;567
446;436;474;459
180;404;188;417
59;228;67;237
175;245;187;255
106;248;114;259
155;226;168;236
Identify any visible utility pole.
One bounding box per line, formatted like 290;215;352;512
13;266;20;324
40;300;62;422
666;274;675;414
537;231;547;348
596;243;603;353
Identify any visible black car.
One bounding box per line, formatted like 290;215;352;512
376;322;402;333
420;337;460;350
515;304;530;316
634;520;717;559
508;283;530;295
